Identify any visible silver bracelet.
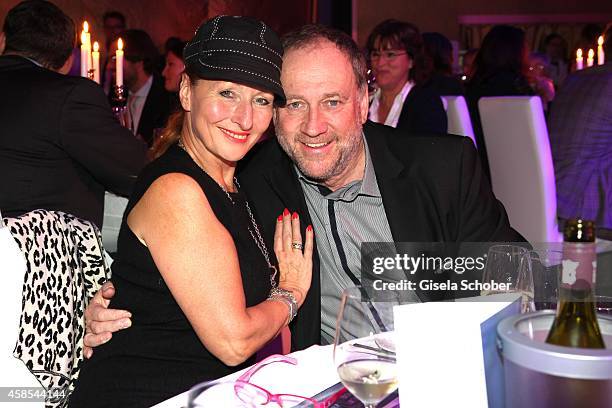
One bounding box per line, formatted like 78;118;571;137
267;287;298;324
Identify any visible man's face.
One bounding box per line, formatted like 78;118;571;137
104;17;125;44
275;40;369;190
123;59;139;91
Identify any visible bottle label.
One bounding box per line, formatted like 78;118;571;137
561;242;597;289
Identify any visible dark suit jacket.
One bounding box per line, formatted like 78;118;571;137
395;84;448;134
0;55;147;228
547;62;612;230
239;121;523;351
136;75;173;147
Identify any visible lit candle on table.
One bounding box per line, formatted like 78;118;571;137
576;48;583;70
80;21;91;77
587;49;594;67
92;41;100;83
598;36;605;65
116;38;124;87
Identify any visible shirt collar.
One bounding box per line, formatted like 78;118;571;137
296;132;381;200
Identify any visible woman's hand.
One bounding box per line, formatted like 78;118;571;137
273;209;314;307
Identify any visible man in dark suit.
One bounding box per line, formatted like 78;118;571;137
0;0;147;229
121;29;172;147
548;24;612;239
84;25;522;353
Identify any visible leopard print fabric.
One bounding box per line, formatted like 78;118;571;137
4;210;110;408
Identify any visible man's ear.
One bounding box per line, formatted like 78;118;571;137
178;73;191;112
0;32;6;55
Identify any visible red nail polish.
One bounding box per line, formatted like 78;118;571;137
307;225;313;232
277;215;283;222
292;212;298;220
283;208;290;216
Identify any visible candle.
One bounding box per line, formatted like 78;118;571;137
81;21;91;77
587;48;594;67
116;38;124;87
80;31;88;77
598;36;605;65
92;41;100;83
576;48;583;70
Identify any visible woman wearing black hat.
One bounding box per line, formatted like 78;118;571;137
70;16;313;407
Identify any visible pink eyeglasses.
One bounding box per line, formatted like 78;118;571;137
187;354;346;407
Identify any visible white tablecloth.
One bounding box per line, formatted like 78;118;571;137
152;345;338;407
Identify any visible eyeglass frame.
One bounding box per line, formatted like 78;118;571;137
186;354;345;408
369;49;408;61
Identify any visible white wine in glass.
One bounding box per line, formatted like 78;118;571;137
334;286;399;408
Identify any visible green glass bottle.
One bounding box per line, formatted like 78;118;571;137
545;219;605;348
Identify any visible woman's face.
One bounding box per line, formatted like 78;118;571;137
162;51;185;92
180;77;274;163
370;38;412;91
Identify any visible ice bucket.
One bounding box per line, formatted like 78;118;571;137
497;310;612;408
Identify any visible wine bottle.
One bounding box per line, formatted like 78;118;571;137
546;219;605;348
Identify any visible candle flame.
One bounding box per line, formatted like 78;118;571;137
117;38;123;51
598;36;604;46
588;49;595;59
93;41;99;52
577;48;583;58
83;21;89;33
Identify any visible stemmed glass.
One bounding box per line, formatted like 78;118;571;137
333;286;399;408
481;244;535;313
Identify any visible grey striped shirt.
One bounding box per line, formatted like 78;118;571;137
297;135;414;344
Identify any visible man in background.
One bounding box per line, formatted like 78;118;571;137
0;0;146;228
548;24;612;239
121;29;172;147
101;10;126;94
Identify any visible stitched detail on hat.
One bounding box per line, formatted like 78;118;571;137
188;38;282;58
196;58;282;88
195;48;280;72
210;15;224;39
260;23;267;45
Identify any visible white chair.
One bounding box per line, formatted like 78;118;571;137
441;95;477;148
478;96;562;243
102;191;129;253
0;211;43;407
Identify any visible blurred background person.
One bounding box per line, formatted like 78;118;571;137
121;28;173;147
527;52;555;112
162;36;185;108
0;0;146;229
101;10;127;94
465;25;533;179
547;24;612;239
366;19;447;134
461;48;478;81
542;33;569;89
422;31;464;96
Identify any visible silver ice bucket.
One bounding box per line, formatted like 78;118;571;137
497;310;612;408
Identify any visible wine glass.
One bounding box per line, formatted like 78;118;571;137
481;244;535;313
530;249;563;310
334;286;399;408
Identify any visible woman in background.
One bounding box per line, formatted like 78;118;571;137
366;19;447;134
465;25;534;179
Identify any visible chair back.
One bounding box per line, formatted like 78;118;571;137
441;95;477;147
478;96;562;243
102;192;129;252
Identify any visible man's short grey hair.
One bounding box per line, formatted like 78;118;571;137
281;24;368;93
